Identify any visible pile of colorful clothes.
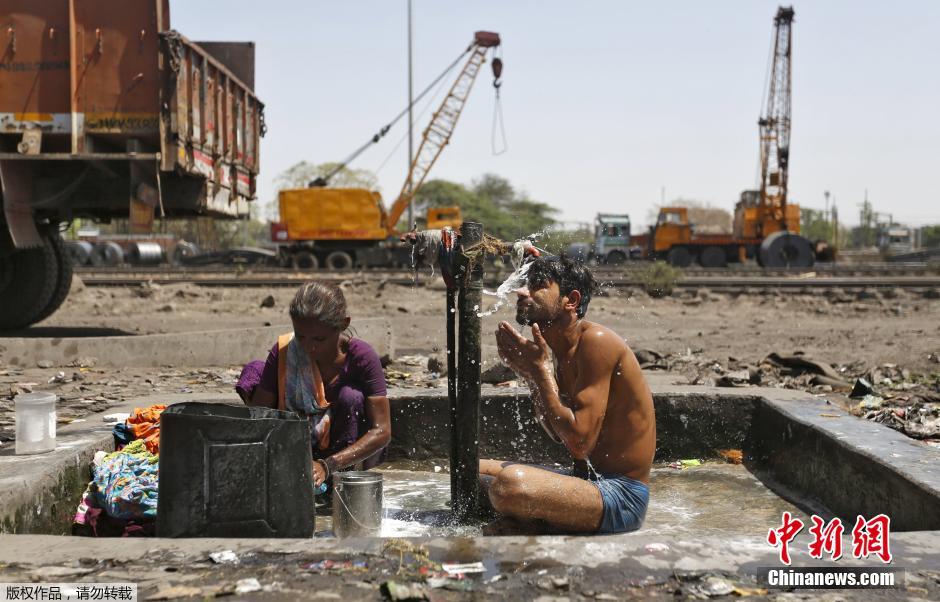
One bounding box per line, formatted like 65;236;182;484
73;405;165;537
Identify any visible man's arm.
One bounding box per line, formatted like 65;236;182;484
527;333;614;459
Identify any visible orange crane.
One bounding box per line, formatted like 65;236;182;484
631;6;817;268
272;31;502;270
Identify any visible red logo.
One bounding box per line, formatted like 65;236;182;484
767;511;805;565
768;513;892;564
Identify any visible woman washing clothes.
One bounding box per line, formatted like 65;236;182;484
237;281;390;489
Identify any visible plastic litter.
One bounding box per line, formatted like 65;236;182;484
209;550;239;564
644;543;670;553
442;562;485;575
235;578;261;594
669;459;702;470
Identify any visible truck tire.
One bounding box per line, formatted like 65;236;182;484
605;250;627;265
0;236;59;330
291;250;318;270
325;251;353;270
173;241;200;265
666;246;692;268
91;241;124;267
33;233;73;324
699;246;727;268
759;232;814;268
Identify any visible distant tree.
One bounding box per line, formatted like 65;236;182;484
411;175;557;241
801;208;835;242
920;225;940;248
471;173;516;208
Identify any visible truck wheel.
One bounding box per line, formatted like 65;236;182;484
666;247;692;268
325;251;353;270
605;250;627;265
65;240;93;266
759;232;814;268
699;246;727;268
91;241;124;267
33;234;73;324
291;250;319;270
0;236;59;330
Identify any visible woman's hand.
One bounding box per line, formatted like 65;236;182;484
312;459;328;486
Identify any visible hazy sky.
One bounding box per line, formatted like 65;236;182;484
171;1;940;229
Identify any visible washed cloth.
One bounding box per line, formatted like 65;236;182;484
126;404;166;455
92;439;159;521
588;472;649;534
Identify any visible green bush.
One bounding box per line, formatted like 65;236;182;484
637;261;682;298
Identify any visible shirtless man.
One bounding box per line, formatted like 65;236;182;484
483;255;656;534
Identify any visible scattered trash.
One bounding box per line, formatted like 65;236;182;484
732;585;769;596
858;394;884;410
669;459;702;470
433;465;442;473
385;369;412;381
147;585;204;600
396;355;428;367
427;356;444;373
259;295;276;308
209;550;239;564
644;543;670;553
716;370;750;387
37;359;54;369
235;578;262;594
303;559;368;571
442;562;486;575
48;371;68;384
851;377;876;398
687;576;734;597
718;449;743;464
102;413;130;424
382;581;429;601
481;362;515;384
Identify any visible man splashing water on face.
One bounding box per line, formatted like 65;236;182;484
482;255;656;534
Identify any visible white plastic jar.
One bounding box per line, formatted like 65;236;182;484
15;392;57;455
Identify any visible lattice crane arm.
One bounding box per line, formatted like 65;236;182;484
758;6;794;213
385;31;501;234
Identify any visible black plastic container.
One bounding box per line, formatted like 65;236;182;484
156;402;314;538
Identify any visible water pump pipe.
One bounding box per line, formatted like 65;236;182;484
451;221;485;521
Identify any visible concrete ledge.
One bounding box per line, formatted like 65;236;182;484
0;319;394;368
752;394;940;531
387;386;759;464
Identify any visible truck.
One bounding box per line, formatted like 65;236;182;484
567;214;639;265
271;31;502;269
0;0;263;328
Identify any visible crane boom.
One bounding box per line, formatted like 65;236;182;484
385;31;501;233
758;6;794;215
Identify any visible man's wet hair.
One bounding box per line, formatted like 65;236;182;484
525;255;599;318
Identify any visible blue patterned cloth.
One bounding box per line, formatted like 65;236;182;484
92;440;159;521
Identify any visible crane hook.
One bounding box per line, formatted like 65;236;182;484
491;57;502;89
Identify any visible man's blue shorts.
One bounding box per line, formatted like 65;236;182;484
589;472;649;534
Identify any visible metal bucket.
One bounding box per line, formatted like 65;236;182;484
332;471;383;537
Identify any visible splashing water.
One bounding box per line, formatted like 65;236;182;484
477;260;532;318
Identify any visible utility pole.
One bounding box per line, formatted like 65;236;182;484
406;0;415;229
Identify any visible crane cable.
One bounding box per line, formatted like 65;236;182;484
314;42;477;186
490;47;507;155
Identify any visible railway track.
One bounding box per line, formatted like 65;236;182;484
74;265;940;290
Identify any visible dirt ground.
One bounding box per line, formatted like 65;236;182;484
1;275;937;446
37;275;940;375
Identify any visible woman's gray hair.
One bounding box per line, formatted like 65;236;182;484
289;281;348;330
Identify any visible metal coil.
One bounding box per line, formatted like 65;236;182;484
128;242;164;266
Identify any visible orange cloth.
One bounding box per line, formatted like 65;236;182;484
127;404;167;455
